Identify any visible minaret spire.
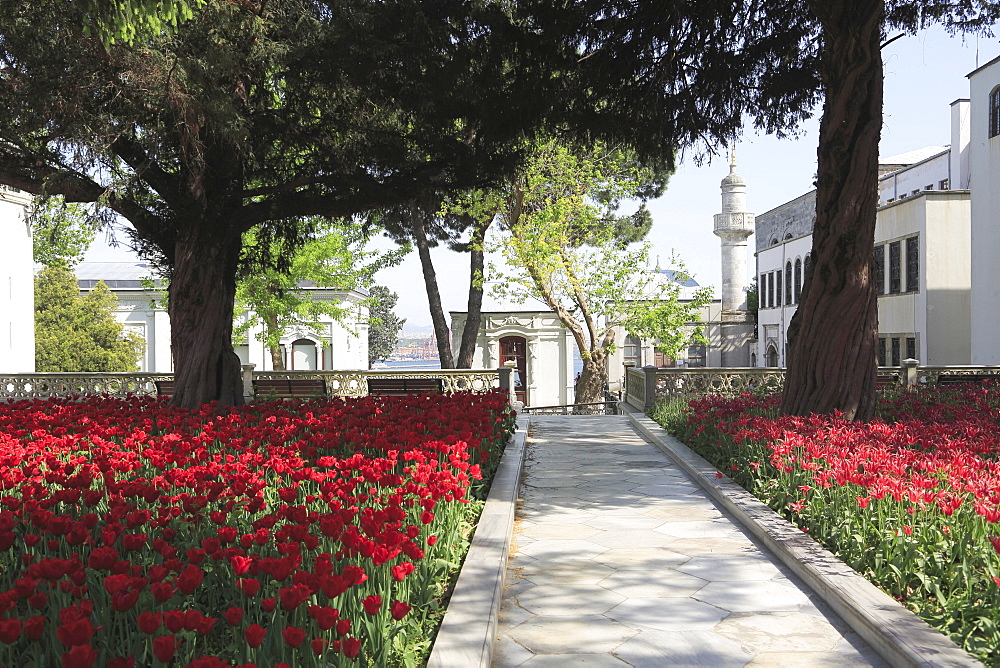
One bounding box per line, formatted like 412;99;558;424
713;150;756;367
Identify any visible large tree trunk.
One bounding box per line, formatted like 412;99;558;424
456;218;491;368
781;0;883;421
169;226;245;409
574;349;608;405
268;345;285;371
264;312;286;370
412;213;456;368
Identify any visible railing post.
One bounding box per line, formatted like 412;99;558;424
902;358;919;388
498;363;516;407
241;364;256;402
642;365;658;411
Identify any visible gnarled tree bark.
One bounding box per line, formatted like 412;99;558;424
168;226;245;409
781;0;884;421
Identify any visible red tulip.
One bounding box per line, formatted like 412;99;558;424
282;625;306;648
0;618;21;644
244;624;267;649
61;643;98;668
224;607;244;626
137;611;161;634
390;600;412;620
152;634;176;663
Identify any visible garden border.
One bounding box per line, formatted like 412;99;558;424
627;411;982;668
426;415;529;668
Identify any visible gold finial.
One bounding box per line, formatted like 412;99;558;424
730;144;736;168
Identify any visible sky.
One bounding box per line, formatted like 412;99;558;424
85;26;1000;330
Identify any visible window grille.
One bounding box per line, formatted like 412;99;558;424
889;241;901;294
874;245;885;295
785;261;793;304
905;236;919;292
877;337;887;367
991;86;1000;138
906;336;916;361
794;259;802;303
623;336;641;368
776;270;782;306
891;337;901;367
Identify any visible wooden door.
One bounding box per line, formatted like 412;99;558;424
500;336;528;404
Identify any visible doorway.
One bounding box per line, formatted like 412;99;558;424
500;336;528;404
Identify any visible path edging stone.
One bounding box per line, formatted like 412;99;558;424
427;415;529;668
628;411;981;668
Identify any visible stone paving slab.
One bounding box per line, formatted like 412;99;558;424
494;415;889;667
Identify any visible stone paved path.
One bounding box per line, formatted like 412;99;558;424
493;415;889;667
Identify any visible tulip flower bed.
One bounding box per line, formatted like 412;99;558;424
652;385;1000;664
0;391;515;667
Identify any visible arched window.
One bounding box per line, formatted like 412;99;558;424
794;258;802;302
784;233;793;240
765;344;778;368
785;261;793;304
291;339;317;370
991;86;1000;138
804;253;811;278
769;238;778;247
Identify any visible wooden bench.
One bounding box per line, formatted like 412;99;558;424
253;378;327;399
367;377;443;396
876;374;898;388
937;373;998;386
154;380;175;398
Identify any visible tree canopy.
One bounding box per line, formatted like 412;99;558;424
483;139;711;404
234;219;406;370
0;0;592;406
30;197;101;268
35;265;145;372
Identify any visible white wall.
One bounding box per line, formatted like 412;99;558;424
0;189;34;372
451;311;573;406
84;279;369;372
970;57;1000;364
878;152;950;205
756;235;812;367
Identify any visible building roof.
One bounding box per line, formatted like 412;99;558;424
879;146;949;166
76;262;160;289
74;261;367;297
657;269;700;288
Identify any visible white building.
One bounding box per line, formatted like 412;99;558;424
0;186;34;372
969;56;1000;364
756;100;974;367
450;311;577;406
451;274;719;407
76;262;369;372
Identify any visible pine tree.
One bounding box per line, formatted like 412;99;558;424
34;265;145;372
0;0;581;406
367;286;405;366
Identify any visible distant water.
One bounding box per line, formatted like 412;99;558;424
380;359;441;370
379;357;584;375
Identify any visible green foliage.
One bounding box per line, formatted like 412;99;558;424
479;139;711;367
30;196;101;268
234;219;408;361
79;0;202;44
34;265;144;372
367;285;406;366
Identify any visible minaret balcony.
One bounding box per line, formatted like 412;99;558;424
713;212;755;237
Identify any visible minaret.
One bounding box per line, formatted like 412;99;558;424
713;150;755;312
712;150;754;366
